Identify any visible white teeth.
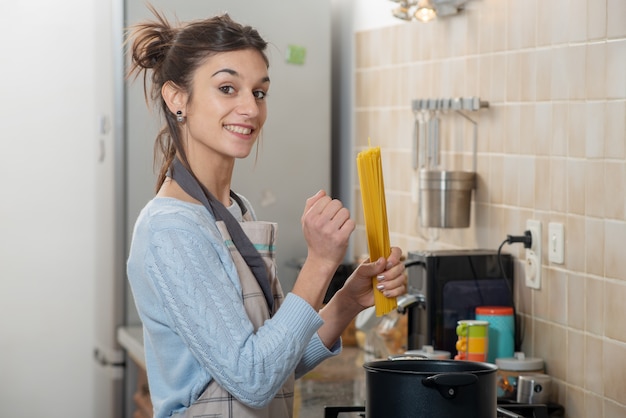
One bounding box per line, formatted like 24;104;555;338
225;125;252;135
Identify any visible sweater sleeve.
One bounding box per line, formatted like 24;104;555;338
130;201;325;408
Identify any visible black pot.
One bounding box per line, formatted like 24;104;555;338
363;359;498;418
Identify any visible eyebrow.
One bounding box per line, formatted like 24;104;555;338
211;68;270;84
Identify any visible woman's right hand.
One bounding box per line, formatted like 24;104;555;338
300;190;355;272
292;190;355;309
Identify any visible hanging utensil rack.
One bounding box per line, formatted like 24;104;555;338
412;96;489;173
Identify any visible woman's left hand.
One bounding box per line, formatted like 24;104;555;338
339;246;407;312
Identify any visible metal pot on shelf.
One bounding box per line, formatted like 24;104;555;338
419;169;475;228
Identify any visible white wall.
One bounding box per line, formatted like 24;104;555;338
0;1;97;416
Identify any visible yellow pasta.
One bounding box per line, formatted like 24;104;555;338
357;144;397;316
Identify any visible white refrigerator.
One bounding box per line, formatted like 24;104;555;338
94;1;332;416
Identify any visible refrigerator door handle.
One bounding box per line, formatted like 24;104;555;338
94;346;126;380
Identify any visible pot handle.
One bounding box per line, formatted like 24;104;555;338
421;373;478;400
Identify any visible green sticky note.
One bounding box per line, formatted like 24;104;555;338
286;45;306;65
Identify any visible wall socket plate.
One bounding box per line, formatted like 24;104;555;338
525;220;542;289
548;222;564;264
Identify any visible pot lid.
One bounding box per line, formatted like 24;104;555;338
496;352;544;371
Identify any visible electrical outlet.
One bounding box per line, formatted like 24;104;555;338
525;220;542;289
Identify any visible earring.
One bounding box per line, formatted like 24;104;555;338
176;110;184;123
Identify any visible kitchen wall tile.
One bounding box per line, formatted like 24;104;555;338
605;40;626;99
487;106;506;154
586;42;607;100
539;321;567;380
567;329;585;386
565;385;585;418
585;217;605;276
534;157;551;210
490;0;507;52
478;55;493;104
605;282;626;343
519;50;537;102
532;277;550;321
354;111;369;148
465;57;479;97
553;0;572;46
503;155;519;206
506;53;521;102
585;277;605;336
566;215;585;272
521;0;537;49
604;220;626;280
550;158;567;213
536;2;554;47
568;102;587;157
568;45;587;100
584;334;604;394
505;105;521;154
519;105;536;155
393;23;413;65
567;273;585;330
506;0;522;50
551;47;570;100
551;103;568;156
585;102;606;158
587;0;607;41
586;393;604;418
603;339;626;404
569;0;588;43
518;156;535;209
607;0;626;39
548;268;568;325
552;380;566;412
492;54;507;103
585;161;605;217
605;101;626;159
535;103;553;156
535;49;553;102
567;159;586;215
604;162;626;220
605;399;626;418
489;154;504;205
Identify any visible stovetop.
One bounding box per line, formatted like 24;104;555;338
323;401;564;418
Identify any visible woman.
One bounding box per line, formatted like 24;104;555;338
126;8;406;418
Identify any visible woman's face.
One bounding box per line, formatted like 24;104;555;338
183;49;270;162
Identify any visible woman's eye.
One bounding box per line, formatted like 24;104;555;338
219;86;235;94
253;90;267;100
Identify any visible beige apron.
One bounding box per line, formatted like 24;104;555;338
179;214;294;418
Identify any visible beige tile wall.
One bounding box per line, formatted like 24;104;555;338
353;0;626;416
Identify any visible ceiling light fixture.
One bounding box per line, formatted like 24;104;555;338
414;0;436;23
388;0;471;22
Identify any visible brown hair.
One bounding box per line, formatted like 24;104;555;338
126;5;269;190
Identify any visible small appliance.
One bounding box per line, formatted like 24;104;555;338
404;249;514;355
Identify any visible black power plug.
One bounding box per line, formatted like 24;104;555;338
506;230;532;249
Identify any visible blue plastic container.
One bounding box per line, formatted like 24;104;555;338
476;306;515;363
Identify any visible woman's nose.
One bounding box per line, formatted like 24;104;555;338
236;93;260;117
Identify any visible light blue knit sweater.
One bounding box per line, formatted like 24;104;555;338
127;197;340;418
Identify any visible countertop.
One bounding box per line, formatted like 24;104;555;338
118;326;366;417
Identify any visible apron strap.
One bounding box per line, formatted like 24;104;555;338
169;157;274;311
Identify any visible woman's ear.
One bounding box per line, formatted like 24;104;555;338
161;81;188;115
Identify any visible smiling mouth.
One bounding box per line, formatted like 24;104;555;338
224;124;253;135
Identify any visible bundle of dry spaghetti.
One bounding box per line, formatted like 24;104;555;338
357;144;397;316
